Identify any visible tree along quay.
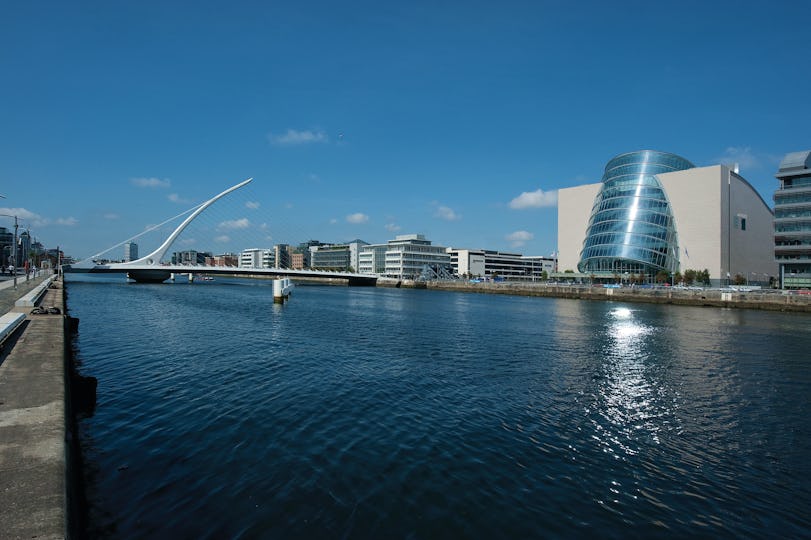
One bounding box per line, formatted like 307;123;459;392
413;280;811;313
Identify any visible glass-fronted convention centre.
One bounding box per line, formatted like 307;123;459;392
577;150;695;278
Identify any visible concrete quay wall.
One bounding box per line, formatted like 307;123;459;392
421;281;811;313
0;275;80;539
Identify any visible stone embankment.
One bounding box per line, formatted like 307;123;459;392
416;281;811;313
0;273;86;539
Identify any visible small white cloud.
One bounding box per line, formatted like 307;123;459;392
0;207;41;222
259;223;269;231
131;177;171;188
346;213;369;224
0;207;76;228
104;213;119;220
218;218;250;230
268;129;328;146
330;218;338;225
214;235;230;243
506;230;533;248
245;201;260;210
168;193;192;204
385;223;401;232
717;146;759;170
434;205;461;221
179;238;196;246
509;189;558;209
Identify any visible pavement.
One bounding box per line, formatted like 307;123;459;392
0;272;67;540
0;273;50;315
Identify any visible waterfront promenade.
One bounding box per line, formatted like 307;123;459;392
420;280;811;312
0;272;68;540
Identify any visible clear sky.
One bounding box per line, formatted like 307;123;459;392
2;1;809;261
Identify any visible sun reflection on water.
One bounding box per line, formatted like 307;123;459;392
586;306;679;459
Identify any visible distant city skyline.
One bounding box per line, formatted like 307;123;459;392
2;1;809;259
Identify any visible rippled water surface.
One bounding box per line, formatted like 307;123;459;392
67;277;811;538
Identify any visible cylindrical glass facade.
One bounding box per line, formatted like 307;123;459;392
577;150;694;278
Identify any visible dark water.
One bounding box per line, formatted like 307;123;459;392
67;276;811;538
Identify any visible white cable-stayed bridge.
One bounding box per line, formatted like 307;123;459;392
63;178;378;286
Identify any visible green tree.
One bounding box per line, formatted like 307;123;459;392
733;273;747;285
673;271;683;285
684;269;697;285
655;270;669;283
698;269;710;285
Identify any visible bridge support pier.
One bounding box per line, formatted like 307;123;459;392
348;276;377;287
126;270;172;284
273;278;293;303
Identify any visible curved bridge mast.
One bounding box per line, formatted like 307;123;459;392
120;178;252;282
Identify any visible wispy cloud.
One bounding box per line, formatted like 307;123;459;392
214;235;230;243
716;146;759;170
509;188;558;209
131;177;170;188
385;223;401;232
506;230;533;248
432;203;461;221
0;207;41;223
346;213;369;224
217;218;250;230
168;193;192;204
268;129;328;146
0;207;76;228
330;218;338;225
245;201;260;210
104;213;119;220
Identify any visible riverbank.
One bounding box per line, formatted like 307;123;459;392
0;273;80;539
411;280;811;313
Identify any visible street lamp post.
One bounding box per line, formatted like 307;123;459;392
0;214;19;289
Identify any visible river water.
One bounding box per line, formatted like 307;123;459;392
66;276;811;538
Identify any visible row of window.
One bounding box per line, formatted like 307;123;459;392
775;222;811;233
587;212;675;233
583;232;671;251
776;239;811;247
593;193;669;214
781;176;811;189
774;192;811;205
604;151;694;174
775;208;811;219
580;246;671;272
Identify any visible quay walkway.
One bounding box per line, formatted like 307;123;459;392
421;280;811;312
0;272;70;540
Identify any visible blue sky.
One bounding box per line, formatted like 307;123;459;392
2;1;809;260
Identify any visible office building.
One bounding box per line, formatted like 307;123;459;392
359;234;450;279
240;248;274;269
774;150;811;288
124;242;138;262
310;240;368;272
448;248;556;280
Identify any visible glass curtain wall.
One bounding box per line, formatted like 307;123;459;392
578;150;694;281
